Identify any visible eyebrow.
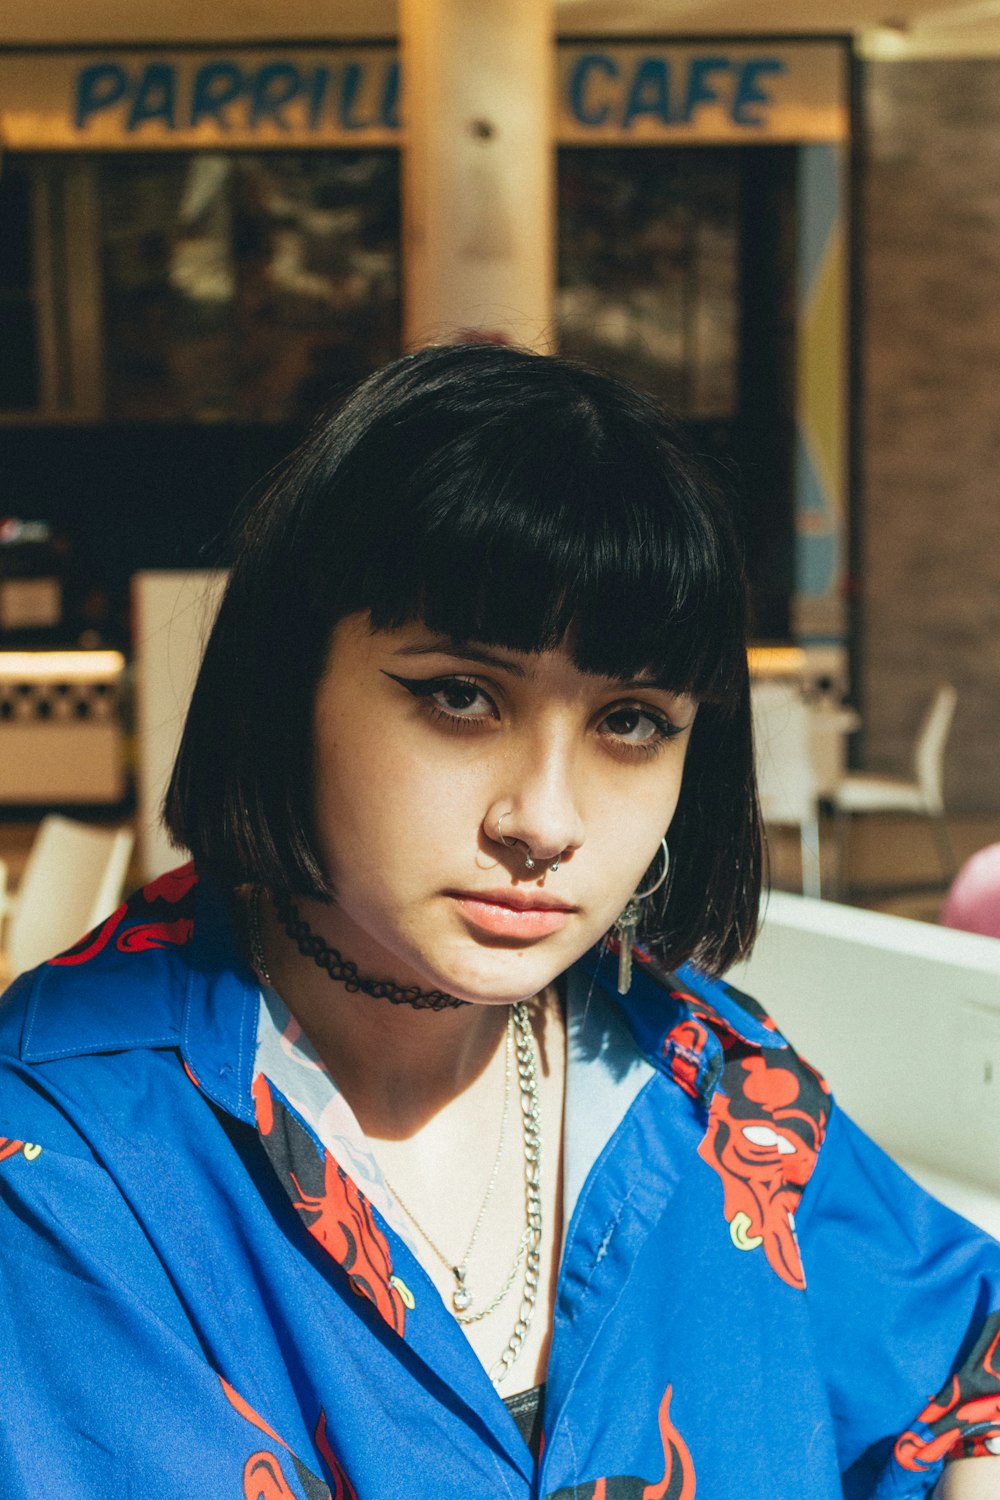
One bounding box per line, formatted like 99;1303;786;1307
391;639;689;697
392;640;528;678
617;676;691;698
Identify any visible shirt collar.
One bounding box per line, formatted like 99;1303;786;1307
15;863;780;1128
17;867;260;1126
577;942;787;1106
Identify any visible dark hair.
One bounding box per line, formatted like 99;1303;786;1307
166;343;761;974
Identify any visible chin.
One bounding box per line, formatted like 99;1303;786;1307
440;947;573;1007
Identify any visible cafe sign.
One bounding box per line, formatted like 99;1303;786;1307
0;42;846;150
557;43;846;143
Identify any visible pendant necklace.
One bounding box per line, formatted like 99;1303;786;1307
379;1009;514;1318
248;886;544;1383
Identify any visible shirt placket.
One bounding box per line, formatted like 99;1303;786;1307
250;1069;539;1491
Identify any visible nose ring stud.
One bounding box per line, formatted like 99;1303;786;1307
496;814;562;874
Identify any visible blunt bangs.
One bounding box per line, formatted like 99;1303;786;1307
167;342;761;974
369;455;744;705
302;349;748;709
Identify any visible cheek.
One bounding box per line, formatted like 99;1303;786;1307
603;754;686;843
656;740;693;830
583;763;685;925
312;717;480;880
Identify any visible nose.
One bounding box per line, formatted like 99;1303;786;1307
486;731;585;870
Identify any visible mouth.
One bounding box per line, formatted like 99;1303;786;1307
446;888;578;940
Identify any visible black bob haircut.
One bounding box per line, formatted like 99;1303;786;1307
166;342;762;975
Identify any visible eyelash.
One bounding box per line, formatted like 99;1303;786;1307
600;704;685;760
387;674;496;734
384;673;685;758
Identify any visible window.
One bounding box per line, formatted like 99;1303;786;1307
99;151;401;423
0;150;401;425
558;145;798;639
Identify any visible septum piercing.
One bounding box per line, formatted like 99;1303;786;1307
496;814;561;874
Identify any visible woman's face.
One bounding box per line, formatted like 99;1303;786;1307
309;613;696;1006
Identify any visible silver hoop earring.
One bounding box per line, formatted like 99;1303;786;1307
613;837;670;996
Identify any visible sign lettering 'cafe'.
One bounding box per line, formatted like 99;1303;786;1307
0;44;847;148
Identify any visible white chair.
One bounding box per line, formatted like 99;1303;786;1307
131;570;227;883
0;815;134;981
752;681;823;899
830;683;958;891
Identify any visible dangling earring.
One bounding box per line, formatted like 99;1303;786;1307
613;837;670;996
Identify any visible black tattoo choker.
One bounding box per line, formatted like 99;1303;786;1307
270;890;470;1011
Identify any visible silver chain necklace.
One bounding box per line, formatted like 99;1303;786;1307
489;1000;543;1386
247;888;543;1385
379;1003;542;1381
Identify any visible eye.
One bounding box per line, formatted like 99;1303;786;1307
599;702;683;753
429;679;494;718
383;672;499;727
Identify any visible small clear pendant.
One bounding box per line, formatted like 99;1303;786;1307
453;1267;472;1312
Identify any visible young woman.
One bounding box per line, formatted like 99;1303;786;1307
1;344;998;1499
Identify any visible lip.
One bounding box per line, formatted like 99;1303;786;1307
448;888;578;940
452;887;576;913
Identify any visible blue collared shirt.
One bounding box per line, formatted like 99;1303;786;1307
1;865;999;1498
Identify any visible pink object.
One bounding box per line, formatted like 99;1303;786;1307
941;843;1000;939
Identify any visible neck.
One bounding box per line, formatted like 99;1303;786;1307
254;889;528;1140
273;891;468;1011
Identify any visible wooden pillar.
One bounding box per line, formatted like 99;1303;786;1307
400;0;555;351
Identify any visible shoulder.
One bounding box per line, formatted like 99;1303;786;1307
646;957;832;1190
0;865;253;1148
0;863;202;1065
674;961;831;1125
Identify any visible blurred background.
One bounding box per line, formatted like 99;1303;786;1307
1;0;1000;936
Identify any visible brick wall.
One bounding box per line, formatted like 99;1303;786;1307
860;59;1000;812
